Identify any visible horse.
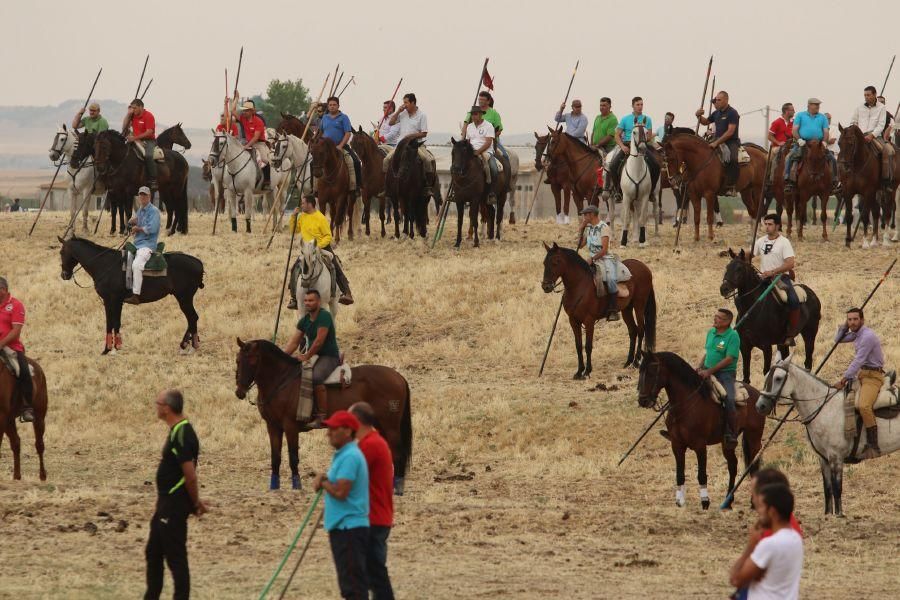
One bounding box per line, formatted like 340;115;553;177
292;240;338;322
269;131;309;230
541;242;657;376
534;132;586;224
58;236;204;354
1;357;48;481
309;133;353;242
548;130;604;224
234;338;413;493
469;145;518;241
449;138;507;247
208;131;273;233
662;133;767;241
720;249;821;384
49;125;105;235
787;140;832;241
155;124;193;234
619;123;655;248
276;112;317;143
200;158;221;214
637;350;765;509
384;135;431;239
350;126;389;237
93;130;191;236
836;124;899;248
757;353;900;516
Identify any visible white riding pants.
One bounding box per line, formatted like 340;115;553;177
132;247;152;294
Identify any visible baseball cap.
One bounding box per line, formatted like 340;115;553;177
322;410;359;432
138;186;151;195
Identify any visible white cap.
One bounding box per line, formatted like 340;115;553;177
138;186;151;195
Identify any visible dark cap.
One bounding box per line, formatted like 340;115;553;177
579;205;599;215
470;105;485;114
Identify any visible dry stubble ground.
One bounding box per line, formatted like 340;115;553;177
0;210;898;599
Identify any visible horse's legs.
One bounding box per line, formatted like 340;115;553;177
821;194;829;240
33;414;46;481
740;339;753;384
101;302;115;355
705;194;715;241
496;196;504;241
266;422;283;490
552;183;562;218
113;301;124;351
569;316;585;379
583;320;595;378
696;446;711;510
673;442;687;507
285;422;301;490
378;194;387;238
722;443;738;510
831;460;844;517
6;422;21;480
391;197;401;239
692;195;702;241
455;200;464;248
621;308;638;369
819;457;834;515
470;199;480;248
801;318;816;371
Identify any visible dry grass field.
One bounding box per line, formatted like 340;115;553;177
0;210;898;599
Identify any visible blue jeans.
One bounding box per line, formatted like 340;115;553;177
367;526;394;600
488;154;499;183
329;527;370;600
714;370;737;412
767;276;799;309
602;256;618;294
784;143;803;180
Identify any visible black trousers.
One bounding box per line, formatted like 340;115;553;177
15;351;33;407
323;244;351;295
329;527;369;600
145;497;191;600
367;526;395;600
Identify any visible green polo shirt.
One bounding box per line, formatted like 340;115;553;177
79;115;109;134
703;327;740;372
297;309;339;358
591;112;618;150
464;107;503;133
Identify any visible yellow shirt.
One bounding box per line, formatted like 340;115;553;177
289;210;332;248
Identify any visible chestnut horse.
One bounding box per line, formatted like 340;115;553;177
787;140;832;240
309;134;354;242
349;126;388;237
533;132;586;221
276;112;316;143
662;133;767;241
541;243;656;376
637;350;765;509
547;129;603;216
0;358;48;481
234;338;413;493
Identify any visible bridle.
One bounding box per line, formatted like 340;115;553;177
759;362;843;425
236;345;303;406
49;129;71;166
638;357;707;414
623;125;650;190
721;258;765;300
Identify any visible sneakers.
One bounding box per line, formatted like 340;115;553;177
124;294;141;305
339;293;354;305
20;407;34;423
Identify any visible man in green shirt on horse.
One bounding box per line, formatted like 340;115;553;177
697;308;741;449
590;97;618;154
71;102;109;134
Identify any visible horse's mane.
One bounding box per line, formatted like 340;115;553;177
656;351;711;398
97;129;126;144
743;142;766;153
556;246;593;276
670;127;697;136
68;235;112;252
563;133;594;153
665;132;704;145
251;339;300;366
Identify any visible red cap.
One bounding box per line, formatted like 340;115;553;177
322;410;359;432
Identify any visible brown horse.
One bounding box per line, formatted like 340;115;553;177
787;140;832;241
276;112;316;143
541;243;657;376
1;358;48;481
449;137;509;247
662;133;767;241
547;129;602;212
349;126;388;237
309;133;353;242
385;135;431;239
533;132;585;220
637;351;765;509
234;338;413;493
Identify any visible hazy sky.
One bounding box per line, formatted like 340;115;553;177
4;0;899;137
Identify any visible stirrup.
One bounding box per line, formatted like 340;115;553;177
124;294;141;305
783;336;796;347
19;407;35;423
307;413;326;429
606;310;620;322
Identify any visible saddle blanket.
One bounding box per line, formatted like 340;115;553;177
717;145;752;165
295;357;353;422
133;143;166;162
123;242;168;279
847;370;899;412
773;280;808;304
593;257;632;298
1;347;34;378
710;378;751;406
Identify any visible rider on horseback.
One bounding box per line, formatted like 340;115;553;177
383;93;441;202
122;99;157;191
287;196;354;309
73;102;109;134
216;112;238;136
850;85;895;194
125;187;160;305
606;96;655;194
784;99;838;192
464;106;498;205
463;91;506;156
554;99;588;142
577;205;619;321
753;214;800;346
378;100;401;146
231;92;270;186
833;307;886;459
319;96;361;201
0;277;34;422
283;289;341;429
697;308;741;449
695;91;740;194
590;97;617;154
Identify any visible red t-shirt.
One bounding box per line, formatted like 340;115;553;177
769;117;793;144
761;513;803;539
131;110;156;140
239;114;267;142
216;122;239;136
0;295;26;352
357;429;394;527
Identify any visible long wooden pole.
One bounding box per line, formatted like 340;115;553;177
140;78;153;100
336;76;355;98
134;55;149;99
880;55;896;95
695;55;714;135
375;78;403;139
31;67;103;236
748;143;776;253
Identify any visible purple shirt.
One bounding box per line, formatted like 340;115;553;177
835;325;884;379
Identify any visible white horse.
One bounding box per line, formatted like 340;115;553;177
208;131;273;232
268;131;309;229
294;240;338;322
205;135;226;223
48;124;105;234
758;354;900;516
619;124;654;248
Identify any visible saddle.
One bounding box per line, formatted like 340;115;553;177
123;242;168;277
592;258;632;298
715;145;751;166
773;279;808;305
295;355;353;422
0;347;33;379
848;370;899;413
132;143;166;163
709;378;751;406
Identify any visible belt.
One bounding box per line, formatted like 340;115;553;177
861;366;884;373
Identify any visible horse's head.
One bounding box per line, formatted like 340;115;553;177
169;123;192;150
449;137;475;176
631;123;649;154
720;248;757;298
276;112;301;136
271;132;289;169
57;235;78;279
208;130;227;165
308;131;330;178
201;158;212;181
837;124;863;177
93;130;124;174
804;139;828;178
49;124;71;162
234;337;260;400
757;353;795;415
71;131;95;167
637;350;665;408
395;136;422;178
534;131;549;171
541;241;566;292
300;239;319;270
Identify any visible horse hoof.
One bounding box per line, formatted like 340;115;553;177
639;242;647;248
179;346;194;356
269;475;281;491
675;499;685;508
291;474;301;490
393;476;406;496
573;373;585;380
701;499;710;510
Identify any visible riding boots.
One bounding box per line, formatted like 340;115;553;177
16;352;34;423
308;385;329;429
231;217;238;232
723;408;738;450
863;426;881;459
605;293;620;322
246;219;252;233
784;307;801;346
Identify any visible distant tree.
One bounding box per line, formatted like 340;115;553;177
254;79;310;125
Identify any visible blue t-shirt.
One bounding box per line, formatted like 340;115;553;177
793;111;829;141
324;441;369;531
617;113;653;142
320;112;352;145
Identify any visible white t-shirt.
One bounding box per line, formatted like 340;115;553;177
748;528;803;600
397;108;428;143
465;120;495;156
754;234;795;274
379;119;401;146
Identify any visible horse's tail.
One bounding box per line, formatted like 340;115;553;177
397;377;413;477
643;286;657;352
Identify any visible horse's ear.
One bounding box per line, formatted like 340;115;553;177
236;337;245;348
552;241;559;249
838;123;844;133
281;112;288;119
547;126;554;133
177;122;182;127
450;137;456;144
542;241;550;251
534;131;539;139
727;247;736;258
738;248;746;259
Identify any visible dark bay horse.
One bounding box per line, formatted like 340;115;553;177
1;358;48;481
58;236;204;354
93;130;191;236
541;243;657;376
662;133;767;241
788;140;831;240
234;338;413;493
349;126;388;237
385;135;431;239
637;350;765;509
309;134;354;242
449;138;508;247
156;124;193;234
276;112;316;143
720;249;821;384
534;132;585;220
